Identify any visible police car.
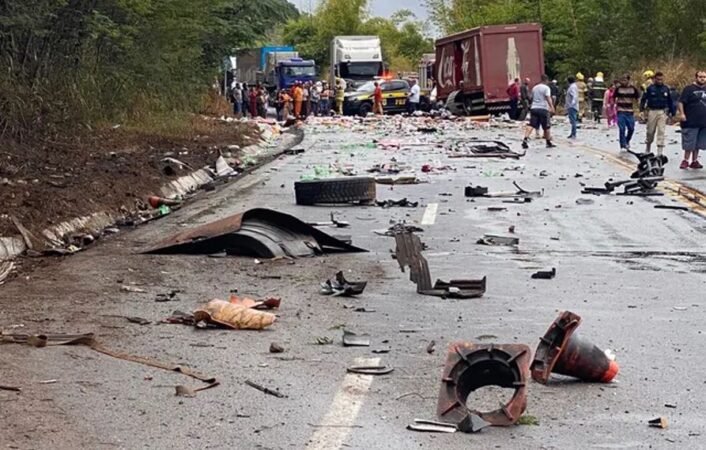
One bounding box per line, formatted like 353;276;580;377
343;79;430;116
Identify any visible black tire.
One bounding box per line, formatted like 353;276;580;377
295;177;376;205
358;102;372;117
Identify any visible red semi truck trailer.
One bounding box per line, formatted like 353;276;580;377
435;23;545;115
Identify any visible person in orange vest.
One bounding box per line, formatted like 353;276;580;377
292;82;303;118
373;81;384;115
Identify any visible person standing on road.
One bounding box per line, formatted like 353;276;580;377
232;82;243;117
373;81;384;115
407;79;421;114
677;71;706;169
335;79;345;115
565;75;579;139
614;74;640;151
589;72;607;123
604;81;618;127
521;74;556;149
519;78;531;121
257;85;267;118
293;82;303;118
576;72;588;119
320;82;330;116
248;86;258;118
549;79;559;109
640;71;675;156
311;81;321;116
507;78;520;120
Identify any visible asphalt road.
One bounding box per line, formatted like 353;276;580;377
2;115;706;450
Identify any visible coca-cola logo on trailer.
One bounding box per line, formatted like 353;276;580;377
438;47;455;89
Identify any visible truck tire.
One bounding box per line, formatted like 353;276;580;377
358;102;372;116
295;177;376;205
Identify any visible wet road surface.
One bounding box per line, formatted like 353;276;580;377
2;115;706;449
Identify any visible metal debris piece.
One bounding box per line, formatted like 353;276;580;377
648;417;668;429
121;285;147;293
426;340;436;354
531;268;556;279
476;234;519;246
307;212;350;228
244;380;286;398
457;414;492;433
346;365;394;375
269;343;285;353
375;176;420;185
175;381;220;398
464;185;489;197
126;316;151;325
2;332;216;383
394;232;486;299
407;419;458;433
143;208;366;257
375;223;424;237
342;330;370;347
437;342;530;427
448;140;525;159
0;385;22;392
654;205;689;211
321;271;367;297
376;198;419;208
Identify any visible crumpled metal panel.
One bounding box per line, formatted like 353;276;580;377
143;208;366;257
394;232;485;298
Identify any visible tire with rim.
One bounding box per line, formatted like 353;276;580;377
295;177;376;205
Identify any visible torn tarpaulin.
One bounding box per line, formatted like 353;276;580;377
394;232;486;299
142;208;366;258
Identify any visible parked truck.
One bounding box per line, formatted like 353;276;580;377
434;23;544;115
330;36;384;90
232;46;316;92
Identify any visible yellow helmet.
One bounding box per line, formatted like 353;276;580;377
576;72;585;81
596;71;604;78
643;70;655;79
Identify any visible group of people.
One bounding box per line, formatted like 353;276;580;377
230;83;269;119
512;69;706;170
230;79;350;122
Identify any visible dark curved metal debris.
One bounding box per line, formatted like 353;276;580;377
142;208;367;257
394;232;485;298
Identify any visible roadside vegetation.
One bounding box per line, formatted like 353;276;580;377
0;0;298;139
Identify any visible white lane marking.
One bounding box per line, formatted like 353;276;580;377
421;203;438;225
305;357;380;450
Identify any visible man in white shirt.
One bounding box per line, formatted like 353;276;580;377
522;74;556;149
407;79;421;114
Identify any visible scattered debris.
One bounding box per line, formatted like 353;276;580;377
531;268;556;279
375;175;420;185
448;140;525;159
476;234;519;246
407;419;457;433
121;285;147;293
346;365;394;375
342;330;370;347
654;205;689;211
269;343;285;353
148;196;182;209
143;208;366;257
464;185;489;197
126;316;151;325
575;198;595;205
175;381;220;398
321;271;367;297
192;299;276;330
314;336;334;345
375;223;424;237
376;198;419;208
394;232;486;298
1;332;216;384
155;290;181;302
307;212;350;228
426;340;436;354
0;261;14;284
438;342;530;427
244;380;286;398
531;311;619;384
0;385;22;392
229;294;281;310
648;417;668;429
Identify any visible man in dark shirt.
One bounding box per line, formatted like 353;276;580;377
677;71;706;169
519;78;531;121
589;72;607;123
614;74;640;151
639;72;675;155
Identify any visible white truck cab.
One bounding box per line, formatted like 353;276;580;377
331;36;384;89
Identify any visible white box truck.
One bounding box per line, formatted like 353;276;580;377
330;36;384;89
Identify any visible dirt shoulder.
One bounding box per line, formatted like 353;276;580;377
0;116;262;238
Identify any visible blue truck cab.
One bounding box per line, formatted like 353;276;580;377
275;58;317;90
